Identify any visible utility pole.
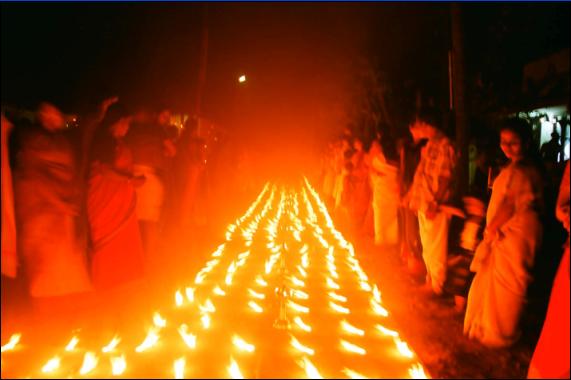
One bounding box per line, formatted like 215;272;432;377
194;3;209;118
451;3;469;194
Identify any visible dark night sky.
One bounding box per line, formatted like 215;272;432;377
1;3;569;133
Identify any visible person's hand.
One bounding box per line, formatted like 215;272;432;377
100;96;119;113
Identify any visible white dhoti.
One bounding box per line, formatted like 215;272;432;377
418;210;450;293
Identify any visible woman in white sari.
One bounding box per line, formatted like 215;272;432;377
464;119;543;348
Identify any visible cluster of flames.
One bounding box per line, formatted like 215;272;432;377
1;178;428;379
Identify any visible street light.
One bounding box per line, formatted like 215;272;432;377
238;74;247;83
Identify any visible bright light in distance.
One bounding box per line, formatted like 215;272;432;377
238;75;246;83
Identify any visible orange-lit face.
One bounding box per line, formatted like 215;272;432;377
499;129;524;162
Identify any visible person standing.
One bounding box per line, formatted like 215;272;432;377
527;160;569;378
464;118;544;348
405;110;457;296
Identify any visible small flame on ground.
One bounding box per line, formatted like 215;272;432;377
340;340;366;355
255;276;268;287
292;289;309;300
342;368;369;379
408;363;428;379
135;328;160;352
185;287;195;303
394;337;414;358
174;357;186;379
248;288;265;299
102;335;121;353
175;290;184;306
1;333;21;352
228;357;244;379
371;300;389;317
213;285;226;296
110;355;126;376
376;324;398;337
79;352;98;375
199;299;216;313
326;278;340;290
340;320;365;336
288;300;309;314
232;335;255;353
201;313;211;329
65;335;80;352
41;356;60;373
293;316;312;332
330;301;350;314
178;324;197;349
328;292;347;303
297;357;322;379
290;336;315;356
153;312;167;328
248;300;263;313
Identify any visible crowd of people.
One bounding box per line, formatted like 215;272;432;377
319;110;569;379
0;97;568;377
1;97;212;335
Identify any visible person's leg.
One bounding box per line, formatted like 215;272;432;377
418;211;450;294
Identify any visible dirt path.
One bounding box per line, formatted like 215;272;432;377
355;237;539;379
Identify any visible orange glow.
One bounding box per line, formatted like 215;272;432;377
79;352;98;375
342;368;369;379
297;357;322;379
101;335;121;353
135;328;160;352
232;335;255;353
228;357;244;379
153;312;167;328
329;301;350;314
293;316;312;332
41;356;60;373
174;357;186;379
340;320;364;336
290;336;314;356
248;300;263;313
110;355;126;376
1;333;21;352
340;340;366;355
178;324;197;349
408;363;428;379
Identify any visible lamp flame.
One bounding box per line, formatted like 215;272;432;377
201;313;211;329
1;333;21;352
248;300;263;313
174;357;186;379
297;357;322;379
102;335;121;353
293;316;312;332
328;291;347;303
185;287;195;303
228;357;244;379
330;301;350;314
288;300;309;314
79;351;98;375
342;368;368;379
175;290;184;306
232;335;255;353
65;335;79;351
340;320;365;336
41;356;60;373
178;324;197;349
290;336;314;356
376;324;398;337
153;312;167;328
394;337;414;358
340;340;366;355
135;328;160;352
408;363;428;379
110;355;126;376
248;288;265;299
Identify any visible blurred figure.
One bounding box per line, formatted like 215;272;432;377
464;118;544;348
1;114;17;278
405;110;457;296
127;107;176;260
540;131;562;164
348;137;371;232
528;160;569;378
369;134;399;246
13;102;92;327
397;134;425;276
87;104;145;291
